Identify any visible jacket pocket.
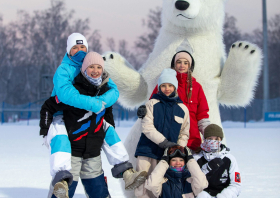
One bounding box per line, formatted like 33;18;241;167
174;116;184;124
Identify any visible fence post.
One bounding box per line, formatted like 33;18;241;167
27;102;31;126
244;108;247;128
1;102;4;124
118;107;121;127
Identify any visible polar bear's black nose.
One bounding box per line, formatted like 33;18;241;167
175;0;190;11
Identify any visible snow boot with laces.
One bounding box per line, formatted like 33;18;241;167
123;168;148;190
53;180;69;198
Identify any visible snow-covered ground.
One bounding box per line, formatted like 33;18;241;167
0;120;279;198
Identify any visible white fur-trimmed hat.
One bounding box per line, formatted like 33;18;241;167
158;68;178;90
66;33;88;54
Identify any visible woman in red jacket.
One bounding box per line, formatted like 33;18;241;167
148;51;210;151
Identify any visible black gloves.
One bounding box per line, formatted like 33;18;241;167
161;148;169;163
184;147;194;163
137;105;147;119
207;158;224;172
158;139;177;149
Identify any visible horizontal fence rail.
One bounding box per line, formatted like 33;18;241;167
1;98;280;125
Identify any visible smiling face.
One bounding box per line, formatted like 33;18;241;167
175;58;190;73
86;64;103;79
70;44;87;56
160;83;175;96
170;157;185;168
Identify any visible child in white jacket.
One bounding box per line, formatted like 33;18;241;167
194;124;241;198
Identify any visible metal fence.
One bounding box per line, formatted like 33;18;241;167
219;97;280;122
1;98;279;125
0;99;137;125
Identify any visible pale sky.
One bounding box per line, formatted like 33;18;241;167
1;0;279;50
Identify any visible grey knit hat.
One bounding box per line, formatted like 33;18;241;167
204;124;224;140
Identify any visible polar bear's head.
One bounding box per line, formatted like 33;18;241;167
162;0;227;32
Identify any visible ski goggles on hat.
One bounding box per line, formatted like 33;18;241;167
168;146;186;158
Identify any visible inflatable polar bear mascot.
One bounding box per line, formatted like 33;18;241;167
104;0;262;196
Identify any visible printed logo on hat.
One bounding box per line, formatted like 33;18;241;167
76;40;83;44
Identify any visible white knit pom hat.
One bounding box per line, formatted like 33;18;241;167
66;33;88;54
158;68;178;90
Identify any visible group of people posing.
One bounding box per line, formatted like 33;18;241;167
40;33;242;198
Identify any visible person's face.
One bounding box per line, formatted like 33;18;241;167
70;44;87;56
170;157;185;168
160;83;175;96
86;64;103;79
175;58;190;73
206;136;222;141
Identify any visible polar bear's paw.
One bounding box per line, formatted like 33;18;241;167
227;41;262;70
219;41;262;106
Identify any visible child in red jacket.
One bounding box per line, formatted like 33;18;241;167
139;50;210;152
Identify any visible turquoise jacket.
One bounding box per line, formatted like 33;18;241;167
51;53;119;113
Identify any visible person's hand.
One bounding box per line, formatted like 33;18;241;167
158;139;177;149
207;158;224;172
161;148;169;163
137;105;147;119
96;101;106;114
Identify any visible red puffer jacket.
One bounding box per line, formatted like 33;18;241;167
150;71;209;150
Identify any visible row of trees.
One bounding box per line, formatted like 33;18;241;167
0;0;279;106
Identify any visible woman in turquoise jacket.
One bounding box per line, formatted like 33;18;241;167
51;33;119;113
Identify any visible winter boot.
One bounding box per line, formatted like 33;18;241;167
123;168;148;190
53;180;69;198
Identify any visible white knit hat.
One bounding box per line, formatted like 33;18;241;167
66;33;88;54
158;68;178;90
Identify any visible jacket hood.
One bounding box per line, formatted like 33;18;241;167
202;144;230;161
151;92;182;104
171;50;195;72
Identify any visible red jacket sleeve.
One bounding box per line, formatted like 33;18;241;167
196;84;209;121
149;85;159;99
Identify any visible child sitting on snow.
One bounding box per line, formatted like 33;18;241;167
41;51;147;198
194;124;241;198
145;145;208;198
134;68;194;197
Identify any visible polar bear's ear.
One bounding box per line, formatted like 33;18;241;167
176;38;194;54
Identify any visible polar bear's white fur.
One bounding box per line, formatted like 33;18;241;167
104;0;262;197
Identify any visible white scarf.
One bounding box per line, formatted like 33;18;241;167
84;71;102;86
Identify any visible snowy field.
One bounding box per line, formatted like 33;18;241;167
0;120;279;198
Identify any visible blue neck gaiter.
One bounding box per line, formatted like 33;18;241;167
70;51;87;65
169;165;186;172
